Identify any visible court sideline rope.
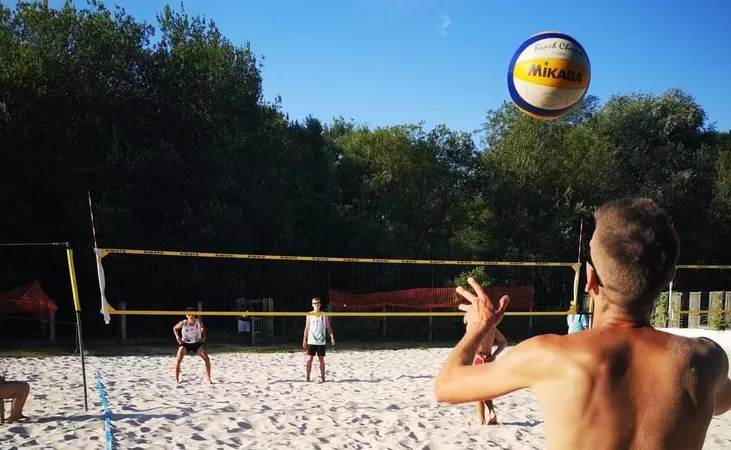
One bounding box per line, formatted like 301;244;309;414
95;370;113;450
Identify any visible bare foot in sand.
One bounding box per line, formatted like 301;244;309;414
8;414;29;423
488;411;498;425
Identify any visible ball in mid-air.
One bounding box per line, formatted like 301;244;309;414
507;31;591;120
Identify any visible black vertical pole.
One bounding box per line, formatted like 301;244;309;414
65;244;89;411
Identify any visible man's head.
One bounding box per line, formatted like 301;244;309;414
185;306;197;320
586;198;679;312
312;297;321;311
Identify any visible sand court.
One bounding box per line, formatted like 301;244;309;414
1;329;730;449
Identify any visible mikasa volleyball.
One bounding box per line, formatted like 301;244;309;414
507;31;591;120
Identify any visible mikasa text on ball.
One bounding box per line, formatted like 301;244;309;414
507;31;591;120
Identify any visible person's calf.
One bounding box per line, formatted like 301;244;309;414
6;382;31;421
475;401;486;425
306;356;314;382
174;358;183;383
201;355;212;383
486;400;498;425
318;357;326;381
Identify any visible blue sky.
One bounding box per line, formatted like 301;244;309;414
32;0;731;134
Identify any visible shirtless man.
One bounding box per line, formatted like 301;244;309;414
436;198;731;449
466;316;507;425
173;307;212;384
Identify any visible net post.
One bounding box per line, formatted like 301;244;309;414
50;310;56;343
65;244;89;412
570;263;581;312
528;304;533;333
119;301;127;344
428;308;433;343
667;281;674;327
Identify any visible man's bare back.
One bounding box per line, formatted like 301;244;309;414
525;327;727;449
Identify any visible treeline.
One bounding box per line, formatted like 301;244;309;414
1;1;730;341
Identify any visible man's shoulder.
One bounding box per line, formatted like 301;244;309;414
687;335;730;371
651;329;727;358
500;334;593;384
509;333;570;361
690;335;727;354
649;331;730;387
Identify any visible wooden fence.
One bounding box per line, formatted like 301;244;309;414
667;291;731;329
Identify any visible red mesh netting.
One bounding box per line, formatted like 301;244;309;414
0;281;58;322
328;286;534;311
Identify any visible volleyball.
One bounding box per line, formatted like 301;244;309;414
507;31;591;120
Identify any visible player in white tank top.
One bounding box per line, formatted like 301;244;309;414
302;297;335;382
173;307;212;384
181;319;203;343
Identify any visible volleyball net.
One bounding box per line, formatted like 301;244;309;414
93;247;584;343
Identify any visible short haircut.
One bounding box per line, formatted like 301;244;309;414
592;198;679;308
185;306;196;312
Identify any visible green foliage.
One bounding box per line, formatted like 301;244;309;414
708;292;727;331
453;267;493;292
651;292;669;328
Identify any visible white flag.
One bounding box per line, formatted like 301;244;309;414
95;248;110;325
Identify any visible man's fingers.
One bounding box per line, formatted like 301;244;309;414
467;277;488;299
457;303;471;313
498;295;510;313
455;286;477;302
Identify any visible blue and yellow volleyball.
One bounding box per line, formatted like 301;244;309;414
507;31;591;120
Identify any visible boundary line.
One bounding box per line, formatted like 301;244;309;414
95;370;113;450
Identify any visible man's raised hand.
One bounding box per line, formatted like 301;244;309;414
456;277;510;332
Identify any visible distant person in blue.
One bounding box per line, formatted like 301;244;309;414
567;300;590;333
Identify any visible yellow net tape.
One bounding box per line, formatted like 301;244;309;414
101;303;576;317
99;248;578;268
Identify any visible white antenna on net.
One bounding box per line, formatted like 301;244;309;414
88;191;111;325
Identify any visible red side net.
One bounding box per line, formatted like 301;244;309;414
328;286;535;311
0;281;58;322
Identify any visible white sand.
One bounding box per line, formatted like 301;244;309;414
1;329;730;449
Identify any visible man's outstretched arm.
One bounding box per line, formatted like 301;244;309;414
435;332;553;404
